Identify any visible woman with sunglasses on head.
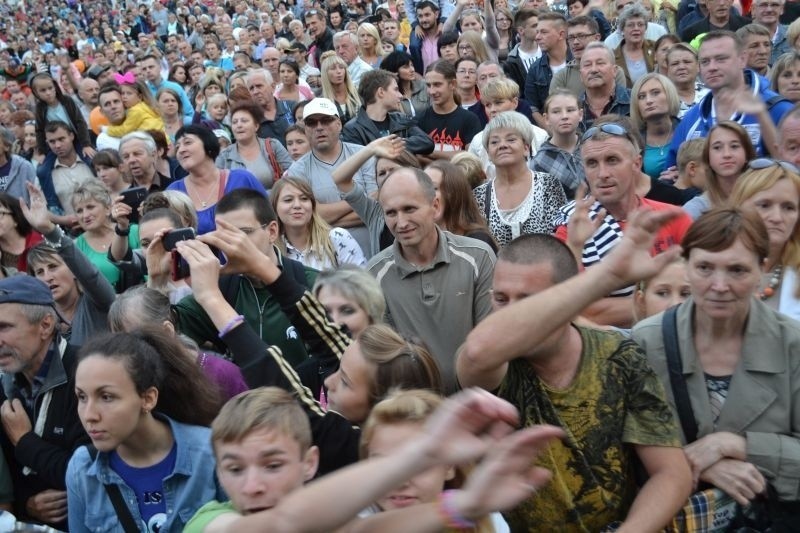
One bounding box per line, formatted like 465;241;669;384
683;121;756;220
729;159;800;320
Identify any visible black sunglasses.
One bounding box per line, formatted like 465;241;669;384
748;158;800;174
581;123;628;143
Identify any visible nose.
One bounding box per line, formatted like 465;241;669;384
709;271;731;292
241;467;267;497
82;397;100;423
323;371;338;392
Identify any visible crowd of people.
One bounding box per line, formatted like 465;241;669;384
0;0;798;531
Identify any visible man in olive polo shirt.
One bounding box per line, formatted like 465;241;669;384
367;168;495;391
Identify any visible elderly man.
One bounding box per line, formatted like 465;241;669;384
0;276;88;530
578;42;631;130
751;0;790;63
333;31;372;87
119;131;173;193
260;46;282;80
247;69;293;145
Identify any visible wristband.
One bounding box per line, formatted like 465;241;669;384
218;314;245;338
115;225;130;237
437;490;476;530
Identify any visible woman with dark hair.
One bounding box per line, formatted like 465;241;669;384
380;51;429;117
653;33;680;74
157;87;188;144
167;125;267;234
216;101;292;189
66;328;225;532
92;149;128;197
275;58;314;104
0;191;42;273
168;62;188;86
425;161;497;253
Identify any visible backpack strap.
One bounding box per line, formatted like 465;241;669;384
87;445;141;533
662;305;699;443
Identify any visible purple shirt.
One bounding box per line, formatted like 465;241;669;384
197;352;249;400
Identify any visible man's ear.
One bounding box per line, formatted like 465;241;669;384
302;445;320;482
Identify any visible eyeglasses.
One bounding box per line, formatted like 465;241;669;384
458;45;474;51
748;158;800;173
238;223;269;235
304;116;338;127
581;123;629;142
568;32;597;42
456;69;476;75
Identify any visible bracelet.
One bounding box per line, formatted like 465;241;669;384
437;490;476;530
115;225;130;237
218;314;245;338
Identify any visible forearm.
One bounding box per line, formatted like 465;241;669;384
757;110;779;157
580;296;634;328
442;4;463;34
110;233;129;262
318;201;356;224
345;504;445;533
334;210;366;228
619;456;692;533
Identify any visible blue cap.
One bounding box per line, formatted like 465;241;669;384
0;275;55;306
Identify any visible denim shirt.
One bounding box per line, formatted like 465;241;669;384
66;417;225;533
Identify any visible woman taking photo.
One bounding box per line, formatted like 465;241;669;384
271;177;366;270
613;3;655;88
729;159;800;320
683;121;756;220
66;329;225;533
275;58;314;105
771;51;800;103
320;52;361;125
313;265;385;339
473;111;566;247
357;22;385;68
380;51;429;118
0;191;42;273
631;73;681;179
217;102;292;189
22;182;116;345
632;208;800;523
168;125;268;234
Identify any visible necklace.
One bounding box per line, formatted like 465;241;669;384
189;174;220;208
759;264;783;299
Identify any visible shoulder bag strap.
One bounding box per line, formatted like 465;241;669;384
483;181;492;221
264;139;282;183
662;305;699;443
87;446;141;533
216;169;228;202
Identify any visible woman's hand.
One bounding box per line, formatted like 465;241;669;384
195;92;205;112
368;134;405;160
566;183;606;258
699;458;766;506
111;196;132;230
82;146;96;159
20;182;56;235
452;424;564;520
684;432;746;486
658;166;679;184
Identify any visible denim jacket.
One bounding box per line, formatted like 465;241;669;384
66;417;225;533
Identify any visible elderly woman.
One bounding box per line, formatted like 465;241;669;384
666;43;709;117
771;51;800;103
22;183;115;345
313;265;385;339
632;208;800;522
730;159;800;320
614;3;656;88
631;73;682;179
167;125;267;234
216;101;292;189
473;111;565;247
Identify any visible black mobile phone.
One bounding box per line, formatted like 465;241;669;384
170;250;191;281
162;227;196;251
120;186;148;210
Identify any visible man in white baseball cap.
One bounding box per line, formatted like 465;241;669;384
286;98;377;256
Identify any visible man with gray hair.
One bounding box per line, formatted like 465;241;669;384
334;31;373;87
0;275;88;530
247;69;293;145
578;42;630;130
119;132;172;193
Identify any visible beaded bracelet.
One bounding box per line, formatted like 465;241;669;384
218;314;245;338
437;490;476;530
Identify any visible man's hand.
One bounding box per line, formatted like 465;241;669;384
0;399;32;446
25;489;68;525
368;134;406;161
198;219;279;281
700;459;766;506
566;183;606;259
174;238;223;303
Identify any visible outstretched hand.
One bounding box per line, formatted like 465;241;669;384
368;134;406;160
566;183;605;256
20;182;56;235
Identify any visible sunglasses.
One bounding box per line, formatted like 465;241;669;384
304;116;337;127
748;158;800;174
581;123;629;142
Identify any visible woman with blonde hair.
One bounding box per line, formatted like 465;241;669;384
630;72;681;179
320;52;361;124
357;22;385;68
271;177;365;270
358;389;509;532
456;32;493;64
771;51;800;103
729;159;800;319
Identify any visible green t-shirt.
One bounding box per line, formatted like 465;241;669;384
497;326;681;532
184;500;237;533
75;225;140;290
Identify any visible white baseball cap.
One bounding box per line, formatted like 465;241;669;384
302;98;339;120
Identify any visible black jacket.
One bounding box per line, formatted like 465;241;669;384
341;107;434;155
0;339;90;529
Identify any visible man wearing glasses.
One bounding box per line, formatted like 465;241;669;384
550;16;626;102
524;11;570;129
554;122;692;327
751;0;790;63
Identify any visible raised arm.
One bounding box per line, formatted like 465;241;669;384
332;136;404;193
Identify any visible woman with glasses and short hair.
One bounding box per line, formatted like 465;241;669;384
614;4;656;88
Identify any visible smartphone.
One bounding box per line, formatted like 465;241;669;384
162;227;196;251
170;250;191;281
120;186;148;210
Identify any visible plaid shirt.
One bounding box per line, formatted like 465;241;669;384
530;139;586;199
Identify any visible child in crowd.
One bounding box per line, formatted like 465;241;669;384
106;73;166;138
673;138;707;203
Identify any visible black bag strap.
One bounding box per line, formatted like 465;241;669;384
87;446;141;533
662;306;699;444
483;181;492;221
